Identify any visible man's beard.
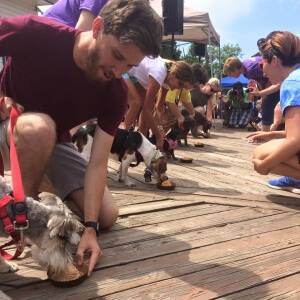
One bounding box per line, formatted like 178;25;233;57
84;46;104;86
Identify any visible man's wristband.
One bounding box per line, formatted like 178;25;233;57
84;221;100;236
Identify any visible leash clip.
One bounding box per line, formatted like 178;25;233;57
13;220;29;231
16;229;26;252
13;220;28;252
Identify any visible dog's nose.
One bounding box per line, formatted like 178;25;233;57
161;174;168;181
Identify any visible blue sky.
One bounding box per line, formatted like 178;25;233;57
40;0;300;60
183;0;300;59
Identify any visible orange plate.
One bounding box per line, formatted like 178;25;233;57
48;264;88;288
194;143;204;148
180;157;193;163
157;181;176;190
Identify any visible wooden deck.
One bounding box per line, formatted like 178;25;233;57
1;120;300;300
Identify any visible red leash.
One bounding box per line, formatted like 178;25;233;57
0;97;28;259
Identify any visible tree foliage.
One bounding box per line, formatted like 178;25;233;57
180;43;244;79
161;41;182;60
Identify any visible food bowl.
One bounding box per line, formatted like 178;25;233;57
180;157;193;163
48;263;89;288
157;180;176;190
194;142;204;148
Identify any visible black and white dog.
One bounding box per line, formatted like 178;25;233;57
72;124;168;187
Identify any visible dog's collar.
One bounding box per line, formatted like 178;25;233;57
0;193;28;257
149;150;164;171
165;138;177;150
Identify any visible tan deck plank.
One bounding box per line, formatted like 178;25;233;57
1;120;299;300
6;226;300;299
3;208;299;294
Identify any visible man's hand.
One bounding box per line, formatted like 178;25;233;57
76;228;102;276
251;158;270;175
0;97;24;121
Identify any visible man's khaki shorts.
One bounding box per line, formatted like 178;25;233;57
0;119;87;200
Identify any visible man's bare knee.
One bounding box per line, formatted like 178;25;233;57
99;208;119;230
14;113;56;146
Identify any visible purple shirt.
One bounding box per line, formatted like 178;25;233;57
43;0;107;27
242;56;268;86
0;15;127;141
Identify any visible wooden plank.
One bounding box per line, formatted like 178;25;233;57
1;208;296;288
224;273;300;299
99;245;300;300
6;226;300;299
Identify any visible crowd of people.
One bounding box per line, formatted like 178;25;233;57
0;0;299;279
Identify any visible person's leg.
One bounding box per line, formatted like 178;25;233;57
134;83;148;135
261;91;280;131
228;109;238;127
66;186;119;229
12;113;56;198
123;78;142;130
238;109;252;128
252;139;300;178
44;142;119;229
270;105;283;131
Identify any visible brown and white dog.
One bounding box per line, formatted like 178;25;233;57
72;124;168;187
0;176;84;275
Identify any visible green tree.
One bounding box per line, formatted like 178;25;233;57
161;41;182;60
180;43;243;79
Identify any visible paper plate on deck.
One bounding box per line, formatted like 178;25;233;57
194;142;204;148
180;157;193;163
157;180;176;190
48;264;88;288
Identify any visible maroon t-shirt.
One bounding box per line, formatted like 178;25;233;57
0;15;128;141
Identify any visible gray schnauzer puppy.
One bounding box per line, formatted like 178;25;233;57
0;176;84;275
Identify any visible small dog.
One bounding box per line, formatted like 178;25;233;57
72;124;168;187
172;116;196;147
179;107;212;138
0;176;84;275
149;129;178;160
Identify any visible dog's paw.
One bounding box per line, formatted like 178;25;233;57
0;261;19;273
124;181;136;187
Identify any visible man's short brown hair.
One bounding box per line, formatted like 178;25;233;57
100;0;163;58
222;57;243;75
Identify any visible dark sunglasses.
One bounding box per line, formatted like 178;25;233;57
258;59;269;71
209;84;216;93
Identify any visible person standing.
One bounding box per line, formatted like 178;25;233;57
43;0;108;30
223;56;280;132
